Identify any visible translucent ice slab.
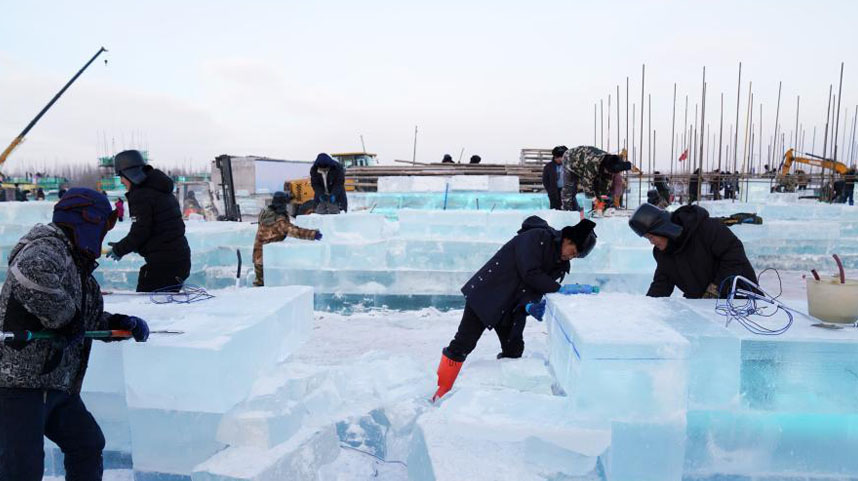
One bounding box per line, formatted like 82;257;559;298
43;287;315;479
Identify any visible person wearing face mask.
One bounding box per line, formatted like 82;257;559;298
0;188;149;480
310;153;348;214
629;203;757;299
432;216;597;402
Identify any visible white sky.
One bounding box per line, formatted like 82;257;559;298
1;0;857;173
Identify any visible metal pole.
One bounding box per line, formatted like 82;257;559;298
733;62;742;175
718;93;724;171
759;104;763;175
617;85;621;154
772;82;782;169
607;94;611;152
600;98;605;149
638;64;646;204
670;83;677;181
834;62;845;161
626;77;630;151
741;83;752;174
698;67;706;204
632;103;636;166
648;93;652;175
823;85;833;159
795;95;801;152
849;105;858;164
594;103;597;146
412;126;418;164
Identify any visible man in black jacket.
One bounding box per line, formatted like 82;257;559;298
629;203;757;299
432;216;597;402
310;153;348;214
108;150;191;292
542;146;567;210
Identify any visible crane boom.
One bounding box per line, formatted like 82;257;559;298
0;47;108;166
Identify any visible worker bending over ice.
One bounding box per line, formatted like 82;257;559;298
253;191;322;286
629;203;757;298
108;150;191;292
433;216;597;402
561;146;633;213
0;188;149;480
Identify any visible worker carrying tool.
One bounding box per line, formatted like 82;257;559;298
0;188;149;481
629;203;757;299
253;191;323;286
107;150;191;292
432;216;597;402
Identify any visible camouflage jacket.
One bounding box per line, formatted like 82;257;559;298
0;224;110;394
254;207;318;247
561;146;613;209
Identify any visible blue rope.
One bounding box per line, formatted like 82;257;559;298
714;273;794;336
149;283;214;304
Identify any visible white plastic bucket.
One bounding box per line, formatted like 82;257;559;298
806;277;858;323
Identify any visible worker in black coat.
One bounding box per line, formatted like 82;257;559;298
310;153;348;214
432;216;597;402
542;146;567;210
108;150;191;292
629;203;757;299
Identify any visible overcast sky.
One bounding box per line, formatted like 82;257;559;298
2;0;857;173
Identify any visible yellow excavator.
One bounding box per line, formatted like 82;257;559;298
776;148;849;193
779;148;849;176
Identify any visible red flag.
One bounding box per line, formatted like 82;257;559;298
678;149;688;162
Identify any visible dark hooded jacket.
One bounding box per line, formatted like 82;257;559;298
647;205;757;298
461;216;570;328
310;156;348;212
112;167;191;264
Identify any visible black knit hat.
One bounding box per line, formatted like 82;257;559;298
561;219;597;258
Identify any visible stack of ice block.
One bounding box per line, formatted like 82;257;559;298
544;292;858;480
376;175;520;193
43;287;314;480
545;294;690;481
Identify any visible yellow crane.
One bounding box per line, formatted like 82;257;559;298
0;47;107;169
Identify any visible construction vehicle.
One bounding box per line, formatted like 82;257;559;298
779;148;849;177
0;47;107;170
776;148;849;193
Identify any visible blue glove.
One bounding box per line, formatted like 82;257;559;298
314;231;323;241
108;314;149;342
106;242;123;261
329;194;336;203
525;300;546;321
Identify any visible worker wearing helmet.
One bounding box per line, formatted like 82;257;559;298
432;216;597;402
629;203;757;298
107;150;191;292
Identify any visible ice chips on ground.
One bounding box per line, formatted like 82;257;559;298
408;388;609;481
